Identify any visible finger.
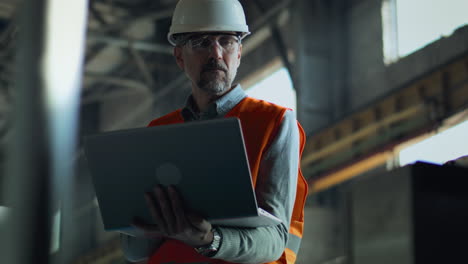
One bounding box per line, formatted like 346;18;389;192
186;213;213;245
187;212;212;234
168;185;189;233
144;191;168;235
131;217;162;237
154;185;177;235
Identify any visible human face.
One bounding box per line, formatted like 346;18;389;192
174;33;242;96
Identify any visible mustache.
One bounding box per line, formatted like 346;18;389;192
202;61;227;73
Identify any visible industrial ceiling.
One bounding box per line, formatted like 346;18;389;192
0;0;296;150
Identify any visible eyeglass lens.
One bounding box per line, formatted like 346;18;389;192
188;34;239;53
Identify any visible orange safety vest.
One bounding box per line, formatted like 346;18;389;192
147;97;308;264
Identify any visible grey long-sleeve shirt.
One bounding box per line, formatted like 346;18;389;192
121;85;300;264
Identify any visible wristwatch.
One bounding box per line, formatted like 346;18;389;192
194;228;222;257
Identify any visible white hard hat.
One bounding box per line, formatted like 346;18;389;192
168;0;251;46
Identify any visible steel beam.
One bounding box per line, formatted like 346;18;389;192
87;34;173;54
251;0;297;90
303;53;468;185
129;47;156;87
84;73;149;92
242;0;292;57
82;75;150;104
249;0;293;32
106;73;187;131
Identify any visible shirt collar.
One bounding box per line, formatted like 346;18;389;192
181;84;247;121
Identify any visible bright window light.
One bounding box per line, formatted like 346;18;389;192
0;206;10;224
246;68;296;112
399;120;468;166
396;0;468;58
50;209;61;254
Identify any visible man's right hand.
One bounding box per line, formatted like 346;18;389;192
132;185;214;248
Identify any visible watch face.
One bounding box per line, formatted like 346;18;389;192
195;245;216;256
195;229;221;256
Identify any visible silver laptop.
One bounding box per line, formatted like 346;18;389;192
84;117;281;234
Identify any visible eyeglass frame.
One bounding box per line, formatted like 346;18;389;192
174;33;242;54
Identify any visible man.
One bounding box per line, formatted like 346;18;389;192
120;0;308;263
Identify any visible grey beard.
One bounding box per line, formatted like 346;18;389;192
197;76;231;95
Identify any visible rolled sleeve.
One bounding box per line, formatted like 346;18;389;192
214;110;300;263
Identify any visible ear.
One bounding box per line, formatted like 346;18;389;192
174;46;185;70
236;44;243;67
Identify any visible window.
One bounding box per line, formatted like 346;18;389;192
245;67;296;112
399;119;468;166
382;0;468;63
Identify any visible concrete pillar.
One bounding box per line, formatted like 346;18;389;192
292;0;349;133
1;0;88;263
298;188;349;264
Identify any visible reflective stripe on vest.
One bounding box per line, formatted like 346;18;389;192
286;233;302;255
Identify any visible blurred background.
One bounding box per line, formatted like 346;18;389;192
0;0;467;263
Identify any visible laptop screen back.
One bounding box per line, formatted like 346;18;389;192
84;117;259;230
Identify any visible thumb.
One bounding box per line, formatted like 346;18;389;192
187;213;211;232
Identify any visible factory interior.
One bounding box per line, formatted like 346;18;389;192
0;0;467;263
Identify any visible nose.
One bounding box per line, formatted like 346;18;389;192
208;41;223;60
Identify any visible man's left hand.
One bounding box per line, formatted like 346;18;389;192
132;185;214;248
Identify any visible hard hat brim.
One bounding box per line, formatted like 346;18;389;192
168;24;250;46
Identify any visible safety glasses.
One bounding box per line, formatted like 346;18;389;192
182;33;241;54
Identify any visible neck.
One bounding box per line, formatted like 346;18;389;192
191;85;233;113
